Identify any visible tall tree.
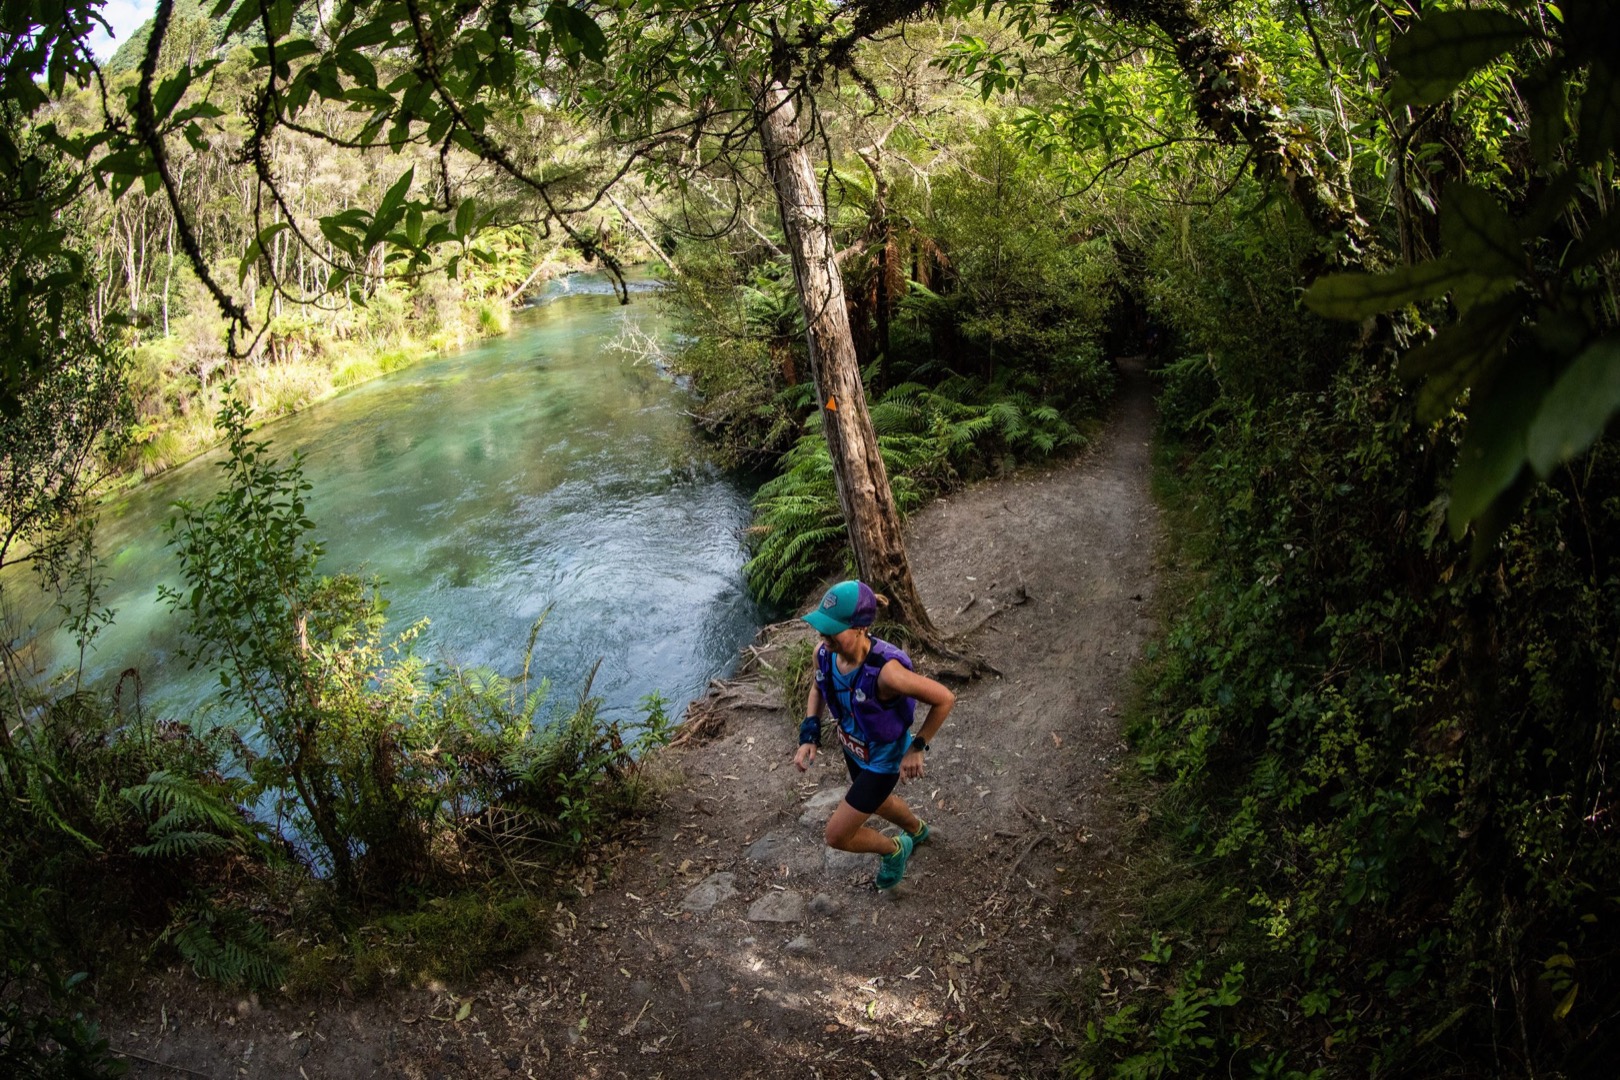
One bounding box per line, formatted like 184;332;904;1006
755;66;938;635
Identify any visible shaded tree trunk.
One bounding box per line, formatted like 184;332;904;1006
755;76;942;643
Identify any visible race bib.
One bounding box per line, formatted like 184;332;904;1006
837;725;870;763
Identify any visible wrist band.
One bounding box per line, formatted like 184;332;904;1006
798;716;821;746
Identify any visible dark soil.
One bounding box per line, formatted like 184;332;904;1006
101;356;1161;1079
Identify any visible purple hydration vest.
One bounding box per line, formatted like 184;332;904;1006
814;637;916;745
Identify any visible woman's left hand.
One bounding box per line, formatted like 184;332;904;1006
901;747;925;781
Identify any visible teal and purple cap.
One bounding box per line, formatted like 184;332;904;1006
803;580;878;635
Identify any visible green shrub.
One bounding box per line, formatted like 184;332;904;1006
1;892;123;1078
1119;352;1620;1074
1152;352;1224;447
1137;200;1351;401
908;127;1118;391
662;251;808;467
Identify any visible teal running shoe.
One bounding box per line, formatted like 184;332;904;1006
909;819;931;845
876;832;915;890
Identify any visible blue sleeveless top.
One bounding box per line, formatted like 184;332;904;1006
815;637;916;774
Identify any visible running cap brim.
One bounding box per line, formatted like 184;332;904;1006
802;580;878;635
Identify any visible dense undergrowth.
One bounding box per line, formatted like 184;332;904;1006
0;401;673;1076
1072;194;1620;1077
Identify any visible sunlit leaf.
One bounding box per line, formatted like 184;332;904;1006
455;197;477;240
365;167;414;249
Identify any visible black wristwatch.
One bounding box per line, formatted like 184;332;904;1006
911;738;929;754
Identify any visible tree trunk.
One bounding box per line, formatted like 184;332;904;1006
163;212;174;337
1096;0;1364;264
755;76;942;643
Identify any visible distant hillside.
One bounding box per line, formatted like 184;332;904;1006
105;0;319;76
106;0;222;75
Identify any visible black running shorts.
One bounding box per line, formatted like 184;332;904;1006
843;753;901;814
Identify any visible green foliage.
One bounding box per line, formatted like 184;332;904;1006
743;432;850;604
743;371;1088;602
0;665;235;1074
0;247;130;579
661;250;807;466
1;889;123;1078
122;768;261;859
1125;346;1620;1073
1139;196;1352;402
0;8;104;418
1303;1;1620;550
162;392;391;889
1151;353;1223;448
909;128;1118;391
1073;962;1247;1080
160;900;285;990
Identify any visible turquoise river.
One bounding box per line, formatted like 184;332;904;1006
21;274;762;726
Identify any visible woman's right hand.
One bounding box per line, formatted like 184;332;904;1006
794;743;816;771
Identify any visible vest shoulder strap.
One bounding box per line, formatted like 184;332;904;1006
865;638;914;671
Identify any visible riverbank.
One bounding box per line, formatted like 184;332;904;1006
106;248;611;492
96;356;1161;1077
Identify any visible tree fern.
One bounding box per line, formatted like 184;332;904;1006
135;830;237;859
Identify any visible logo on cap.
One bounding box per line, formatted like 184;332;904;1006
822;594;837;609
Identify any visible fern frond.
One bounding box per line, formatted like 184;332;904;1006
123;769;255;857
165;902;285;989
133;831;235;859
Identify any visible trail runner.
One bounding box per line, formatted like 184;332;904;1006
794;580;956;890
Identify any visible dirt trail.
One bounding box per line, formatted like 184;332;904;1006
109;358;1160;1079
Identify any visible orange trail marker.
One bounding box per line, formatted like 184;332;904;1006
825;396;838;411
